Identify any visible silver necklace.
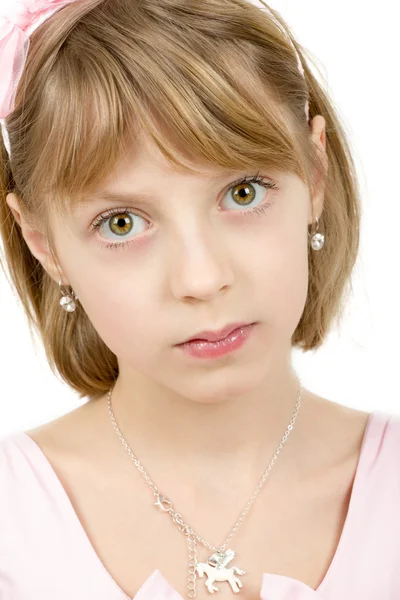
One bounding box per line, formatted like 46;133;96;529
107;375;302;598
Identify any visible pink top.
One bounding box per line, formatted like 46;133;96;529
0;409;399;599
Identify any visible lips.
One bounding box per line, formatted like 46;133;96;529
180;322;252;344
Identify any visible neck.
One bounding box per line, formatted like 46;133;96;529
105;361;310;492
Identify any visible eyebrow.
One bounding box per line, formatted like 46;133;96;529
82;190;150;205
70;190;158;215
74;170;248;212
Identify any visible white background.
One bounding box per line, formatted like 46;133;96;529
0;0;399;436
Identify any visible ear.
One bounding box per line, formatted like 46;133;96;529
308;115;328;225
6;192;67;285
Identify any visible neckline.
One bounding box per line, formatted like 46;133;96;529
312;409;378;593
14;409;381;598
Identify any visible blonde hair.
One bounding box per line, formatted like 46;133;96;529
0;0;362;401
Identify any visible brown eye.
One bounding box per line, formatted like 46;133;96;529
109;213;134;236
220;175;277;213
231;182;257;207
92;208;147;244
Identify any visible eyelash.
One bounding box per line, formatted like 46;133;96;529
91;173;278;251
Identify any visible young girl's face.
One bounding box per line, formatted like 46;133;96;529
13;123;325;403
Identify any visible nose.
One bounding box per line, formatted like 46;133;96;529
168;224;234;302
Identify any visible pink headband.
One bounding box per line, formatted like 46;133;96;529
0;0;79;157
0;0;309;159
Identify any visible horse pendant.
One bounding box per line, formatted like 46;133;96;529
194;549;246;594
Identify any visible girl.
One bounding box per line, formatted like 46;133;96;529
0;0;398;599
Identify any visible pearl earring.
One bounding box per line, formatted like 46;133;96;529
309;216;325;251
59;280;79;312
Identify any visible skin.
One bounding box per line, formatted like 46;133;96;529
6;115;346;494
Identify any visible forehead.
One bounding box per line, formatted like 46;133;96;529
71;168;252;217
70;131;254;213
104;127;235;182
65;114;295;220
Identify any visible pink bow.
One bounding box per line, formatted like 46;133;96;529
0;0;78;119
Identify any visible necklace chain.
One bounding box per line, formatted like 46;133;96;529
107;376;302;596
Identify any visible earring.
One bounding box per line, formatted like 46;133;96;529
309;216;325;251
59;280;79;313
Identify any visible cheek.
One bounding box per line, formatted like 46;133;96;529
69;261;164;366
56;229;174;373
82;284;159;352
273;252;309;330
247;223;309;329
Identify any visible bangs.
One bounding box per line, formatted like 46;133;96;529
20;0;312;220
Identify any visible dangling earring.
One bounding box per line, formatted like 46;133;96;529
309;216;325;251
59;280;79;313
